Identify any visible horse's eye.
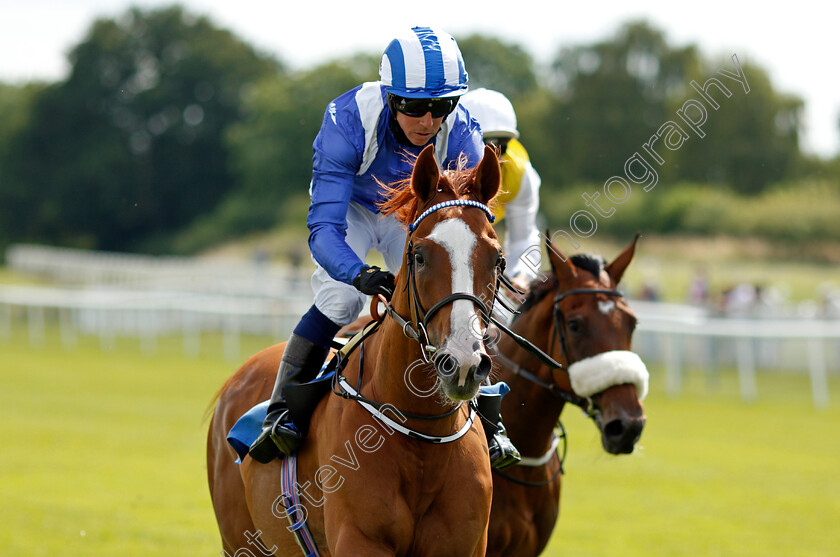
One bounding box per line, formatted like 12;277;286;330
567;318;583;334
414;252;425;266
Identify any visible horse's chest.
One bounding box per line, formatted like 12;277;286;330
319;445;491;554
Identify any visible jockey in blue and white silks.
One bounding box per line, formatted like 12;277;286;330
249;27;526;468
307;80;483;288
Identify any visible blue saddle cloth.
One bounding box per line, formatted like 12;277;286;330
226;377;510;463
227;400;270;463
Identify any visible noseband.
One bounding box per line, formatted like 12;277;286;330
489;286;626;417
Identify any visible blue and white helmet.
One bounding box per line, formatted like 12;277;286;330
379;26;469;99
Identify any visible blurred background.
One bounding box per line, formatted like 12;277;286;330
0;2;838;556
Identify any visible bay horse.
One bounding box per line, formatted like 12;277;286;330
486;234;648;557
207;144;505;556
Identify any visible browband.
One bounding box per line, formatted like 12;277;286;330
408;200;495;232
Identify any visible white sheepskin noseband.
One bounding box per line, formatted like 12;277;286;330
567;350;649;400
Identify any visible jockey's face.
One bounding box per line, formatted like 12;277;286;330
395;111;445;146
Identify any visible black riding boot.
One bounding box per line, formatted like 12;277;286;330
248;334;330;463
477;390;521;470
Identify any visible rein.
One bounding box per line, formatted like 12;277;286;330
488;347;593;414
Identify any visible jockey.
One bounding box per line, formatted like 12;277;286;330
459;88;543;294
249;27;520;469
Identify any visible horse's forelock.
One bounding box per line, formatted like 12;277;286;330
570;253;606;279
513;254;609;320
377;153;499;227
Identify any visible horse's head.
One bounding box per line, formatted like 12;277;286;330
544;234;647;454
381;145;502;402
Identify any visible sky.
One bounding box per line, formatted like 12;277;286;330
1;0;838;158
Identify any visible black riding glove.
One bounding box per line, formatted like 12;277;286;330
352;265;396;300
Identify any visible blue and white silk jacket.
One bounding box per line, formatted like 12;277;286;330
307;82;484;284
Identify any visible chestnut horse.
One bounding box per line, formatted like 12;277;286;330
207;145;505;556
486;235;648;557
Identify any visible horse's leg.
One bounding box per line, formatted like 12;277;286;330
207;343;287;554
207;405;258;551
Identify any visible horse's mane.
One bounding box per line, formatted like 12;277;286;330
377;152;499;226
569;253;606;279
512;253;608;320
514;273;558;317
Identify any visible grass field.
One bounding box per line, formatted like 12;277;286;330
1;327;838;556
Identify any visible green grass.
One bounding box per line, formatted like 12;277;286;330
1;327;838;556
545;368;840;557
0;327;253;556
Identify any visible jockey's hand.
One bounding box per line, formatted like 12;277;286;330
353;266;396;300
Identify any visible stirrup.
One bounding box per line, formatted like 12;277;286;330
489;431;521;470
248;411;302;463
269;418;303;456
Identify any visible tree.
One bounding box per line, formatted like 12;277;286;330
0;82;45;249
218;56;378;232
457;35;539;101
2;6;279;251
672;58;803;193
537;21;699;187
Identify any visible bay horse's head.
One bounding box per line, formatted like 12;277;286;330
540;234;647;454
380;144;502;402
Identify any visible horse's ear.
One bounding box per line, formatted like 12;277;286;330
545;230;577;282
411;144;441;204
605;233;640;285
471;145;501;204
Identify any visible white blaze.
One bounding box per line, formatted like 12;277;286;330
598;299;616;314
427;219;485;386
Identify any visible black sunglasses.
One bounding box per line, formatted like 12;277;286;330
389;95;458;118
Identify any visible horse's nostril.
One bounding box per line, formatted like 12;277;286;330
434;353;459;378
603;417;645;454
604;419;625;440
473;353;492;381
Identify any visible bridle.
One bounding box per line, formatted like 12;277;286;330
331;198;503;444
550;287;626;380
387;199;502;364
489;284;627;486
494;286;626;415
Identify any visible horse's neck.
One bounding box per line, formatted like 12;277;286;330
498;305;567;458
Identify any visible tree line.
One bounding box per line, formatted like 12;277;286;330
0;6;834;255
